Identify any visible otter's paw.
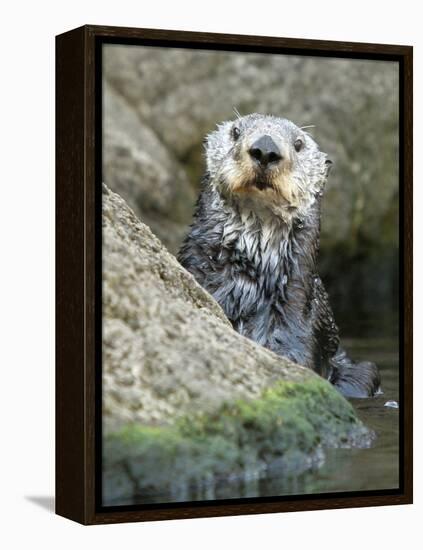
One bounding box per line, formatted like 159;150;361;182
330;350;381;398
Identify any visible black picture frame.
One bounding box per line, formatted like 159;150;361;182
56;24;413;525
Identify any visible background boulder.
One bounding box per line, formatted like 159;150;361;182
103;45;399;323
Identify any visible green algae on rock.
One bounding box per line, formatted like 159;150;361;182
103;379;373;505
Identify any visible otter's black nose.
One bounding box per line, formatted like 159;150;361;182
249;135;282;167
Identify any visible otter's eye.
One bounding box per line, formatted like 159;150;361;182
294;139;304;152
232;126;241;141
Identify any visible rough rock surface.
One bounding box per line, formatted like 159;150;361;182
102;185;373;505
103;45;399;315
103;184;314;431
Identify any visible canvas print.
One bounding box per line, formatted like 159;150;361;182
101;44;399;506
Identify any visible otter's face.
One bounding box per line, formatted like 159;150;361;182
205;113;331;219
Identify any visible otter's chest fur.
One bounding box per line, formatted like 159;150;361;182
178;185;330;374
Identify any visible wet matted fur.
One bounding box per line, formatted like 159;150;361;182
178;114;380;397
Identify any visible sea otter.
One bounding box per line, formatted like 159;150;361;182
178;113;380;398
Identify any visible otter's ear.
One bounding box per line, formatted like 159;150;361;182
325;158;333;177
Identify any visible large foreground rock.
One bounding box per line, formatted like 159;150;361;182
103;184;311;430
102;185;372;505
